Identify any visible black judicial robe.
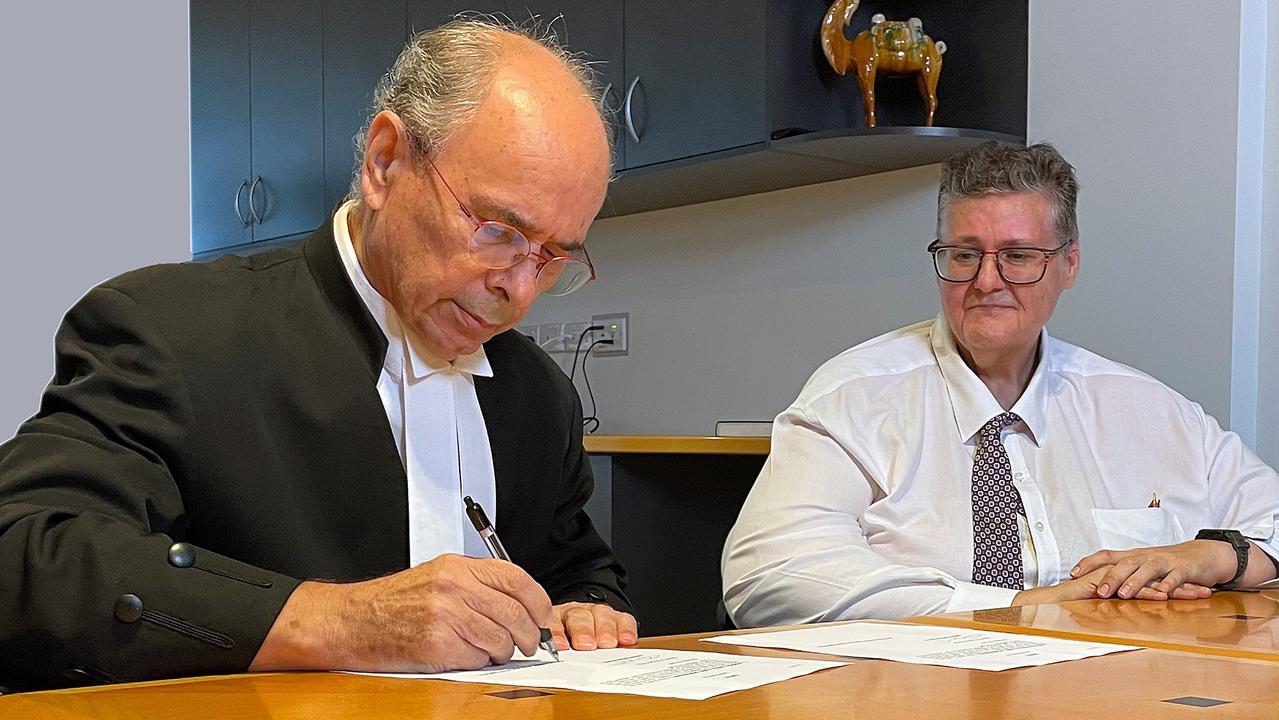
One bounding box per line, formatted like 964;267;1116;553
0;223;628;691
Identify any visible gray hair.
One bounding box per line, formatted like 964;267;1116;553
937;141;1080;244
347;16;610;202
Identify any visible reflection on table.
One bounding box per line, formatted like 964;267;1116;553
905;590;1279;661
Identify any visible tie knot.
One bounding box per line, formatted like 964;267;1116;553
980;412;1021;438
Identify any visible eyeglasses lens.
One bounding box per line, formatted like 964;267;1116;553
935;248;1047;284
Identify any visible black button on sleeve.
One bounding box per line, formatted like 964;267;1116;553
113;594;144;623
167;542;196;568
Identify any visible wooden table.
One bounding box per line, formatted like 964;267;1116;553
5;611;1279;719
904;589;1279;662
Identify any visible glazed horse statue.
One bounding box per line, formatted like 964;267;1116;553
821;0;947;127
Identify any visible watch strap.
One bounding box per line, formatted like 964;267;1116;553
1195;529;1249;587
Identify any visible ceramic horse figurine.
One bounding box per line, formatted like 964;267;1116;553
821;0;947;127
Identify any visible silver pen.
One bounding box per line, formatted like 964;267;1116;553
464;495;561;661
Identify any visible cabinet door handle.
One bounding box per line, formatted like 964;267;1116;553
234;179;250;228
248;175;263;225
623;76;642;144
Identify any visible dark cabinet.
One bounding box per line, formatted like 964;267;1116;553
190;0;252;252
408;2;763;171
323;0;408;211
620;3;765;169
190;0;324;255
250;1;325;242
193;1;1028;244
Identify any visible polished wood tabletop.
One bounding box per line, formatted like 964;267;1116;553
5;621;1279;719
904;589;1279;662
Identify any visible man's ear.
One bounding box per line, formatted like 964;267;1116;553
1063;239;1081;289
359;110;411;211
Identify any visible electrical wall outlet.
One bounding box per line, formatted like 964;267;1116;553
538;322;566;352
563;321;594;352
590;312;628;356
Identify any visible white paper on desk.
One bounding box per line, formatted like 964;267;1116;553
352;647;842;700
704;622;1140;671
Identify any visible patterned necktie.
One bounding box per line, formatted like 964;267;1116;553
971;412;1025;589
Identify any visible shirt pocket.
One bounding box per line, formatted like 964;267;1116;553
1091;507;1187;550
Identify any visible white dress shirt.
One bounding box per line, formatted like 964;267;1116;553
722;315;1279;627
333;201;498;566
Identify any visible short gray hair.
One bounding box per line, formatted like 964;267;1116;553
937;141;1080;244
347;16;610;202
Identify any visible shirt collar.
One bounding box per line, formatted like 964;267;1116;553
930;313;1050;446
331;200;493;382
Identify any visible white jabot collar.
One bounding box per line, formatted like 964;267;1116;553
331;200;493;381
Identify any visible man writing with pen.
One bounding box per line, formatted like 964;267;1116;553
0;19;634;690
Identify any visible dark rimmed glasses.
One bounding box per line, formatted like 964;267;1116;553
927;238;1073;285
425;157;596;296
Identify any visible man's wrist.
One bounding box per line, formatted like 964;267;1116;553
1193;530;1250;587
250;581;341;671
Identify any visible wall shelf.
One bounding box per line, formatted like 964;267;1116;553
600;126;1024;218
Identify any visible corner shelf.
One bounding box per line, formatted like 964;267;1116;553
600;126;1024;218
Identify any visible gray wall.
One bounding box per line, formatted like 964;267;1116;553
531;0;1268;453
1024;1;1241;430
528;166;942;435
0;2;191;434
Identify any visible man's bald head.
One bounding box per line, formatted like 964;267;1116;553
348;17;611;201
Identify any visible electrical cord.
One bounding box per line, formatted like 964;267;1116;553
570;325;603;381
580;337;612;433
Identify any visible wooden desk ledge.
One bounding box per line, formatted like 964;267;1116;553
583;435;770;455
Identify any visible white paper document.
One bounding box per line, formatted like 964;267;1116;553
355;647;842;700
704;622;1141;671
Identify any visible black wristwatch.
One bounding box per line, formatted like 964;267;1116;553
1195;529;1250;589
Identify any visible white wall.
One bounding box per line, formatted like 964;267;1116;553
1025;2;1241;429
529;166;942;435
0;2;191;434
532;0;1266;445
1258;1;1279;464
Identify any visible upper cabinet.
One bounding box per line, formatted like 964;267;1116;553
322;0;408;212
619;3;765;169
192;1;1027;254
602;0;1027;216
190;0;325;255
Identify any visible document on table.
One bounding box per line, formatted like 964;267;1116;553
704;622;1140;671
353;647;842;700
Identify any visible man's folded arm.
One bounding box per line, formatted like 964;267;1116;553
0;286;298;690
721;406;1017;628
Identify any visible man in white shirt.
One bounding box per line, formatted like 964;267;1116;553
722;141;1279;627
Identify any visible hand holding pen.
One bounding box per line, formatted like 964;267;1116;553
465;496;562;661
